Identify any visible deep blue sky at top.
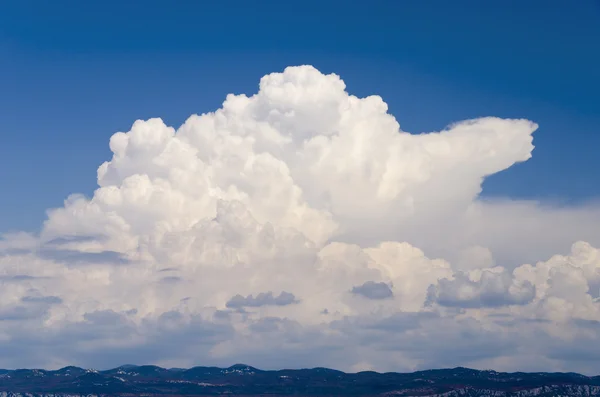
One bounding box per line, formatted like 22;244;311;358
0;0;599;233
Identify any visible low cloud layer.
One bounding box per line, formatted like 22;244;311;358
226;291;298;309
1;66;600;373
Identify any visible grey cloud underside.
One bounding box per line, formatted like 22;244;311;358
0;274;48;282
351;281;394;300
0;305;49;321
0;65;599;373
226;291;298;309
21;295;63;304
36;249;130;265
159;276;182;284
427;270;536;308
45;235;105;245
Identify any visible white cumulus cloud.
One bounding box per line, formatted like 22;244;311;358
1;65;600;373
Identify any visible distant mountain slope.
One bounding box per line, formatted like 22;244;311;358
1;365;600;396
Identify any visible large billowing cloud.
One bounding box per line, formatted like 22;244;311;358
1;66;600;373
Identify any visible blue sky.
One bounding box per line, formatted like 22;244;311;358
1;0;599;233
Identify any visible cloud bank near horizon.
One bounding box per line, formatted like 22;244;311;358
2;65;600;373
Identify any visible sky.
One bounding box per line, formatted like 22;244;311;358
1;0;600;373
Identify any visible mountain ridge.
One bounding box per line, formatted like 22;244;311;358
1;364;600;396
